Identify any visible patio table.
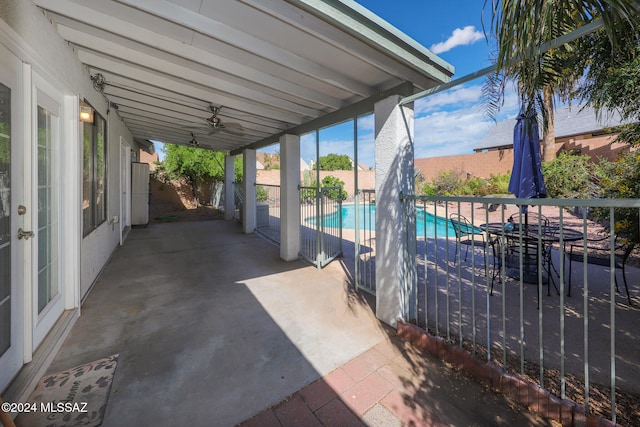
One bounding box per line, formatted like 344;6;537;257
480;222;583;290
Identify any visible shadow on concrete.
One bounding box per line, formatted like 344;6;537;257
46;220;384;426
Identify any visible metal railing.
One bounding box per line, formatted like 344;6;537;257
355;189;376;294
233;182;243;223
299;186;343;269
255;183;281;243
400;194;640;425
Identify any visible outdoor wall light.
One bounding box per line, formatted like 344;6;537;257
79;104;94;123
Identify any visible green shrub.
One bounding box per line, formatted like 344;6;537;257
488;172;511;194
420;171;510;196
321;175;348;201
421;181;438;196
256;185;268;202
542;151;599;198
591;151;640;243
433;171;461;196
458;176;489;196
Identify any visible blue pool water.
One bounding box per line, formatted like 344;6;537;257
307;204;459;237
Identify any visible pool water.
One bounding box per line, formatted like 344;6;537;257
307;203;458;237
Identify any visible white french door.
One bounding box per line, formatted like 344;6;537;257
31;74;64;348
0;44;26;392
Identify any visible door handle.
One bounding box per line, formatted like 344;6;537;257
17;228;34;240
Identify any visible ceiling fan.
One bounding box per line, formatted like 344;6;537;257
202;104;244;136
189;132;199;147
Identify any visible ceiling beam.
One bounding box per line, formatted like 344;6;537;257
60;26;324;118
39;1;354;104
115;0;373;96
76;49;307;125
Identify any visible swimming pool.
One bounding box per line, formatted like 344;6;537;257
306;203;459;237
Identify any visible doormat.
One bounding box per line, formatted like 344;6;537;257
15;354;119;427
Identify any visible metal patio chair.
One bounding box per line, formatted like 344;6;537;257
449;213;486;263
567;232;635;305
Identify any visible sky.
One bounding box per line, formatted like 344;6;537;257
157;1;522;166
283;0;522;168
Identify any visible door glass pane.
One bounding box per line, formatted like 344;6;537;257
37;105;58;314
0;300;9;355
0;81;10;355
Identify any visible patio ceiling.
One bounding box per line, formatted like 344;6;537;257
34;0;453;153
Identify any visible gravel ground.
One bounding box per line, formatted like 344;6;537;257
150;203;225;222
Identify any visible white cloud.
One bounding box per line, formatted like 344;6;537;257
414;108;494;158
430;26;484;54
265;82;523;166
356;114;374;132
415;85;483;115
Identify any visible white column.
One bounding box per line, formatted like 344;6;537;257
280;134;301;261
243;149;257;233
224;155;235;220
374;95;416;328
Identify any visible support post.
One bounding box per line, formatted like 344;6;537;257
224;155;235;221
243;149;257;233
280;134;301;261
374;95;416;328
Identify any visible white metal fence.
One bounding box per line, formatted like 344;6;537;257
299;186;343;268
255;183;281;243
399;195;640;425
355;189;376;294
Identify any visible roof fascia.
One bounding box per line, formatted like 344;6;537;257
285;0;454;81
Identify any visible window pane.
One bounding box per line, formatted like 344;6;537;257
82;118;93;235
95;114;106;225
80;101;107;235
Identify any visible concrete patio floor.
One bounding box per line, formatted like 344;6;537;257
42;219;550;426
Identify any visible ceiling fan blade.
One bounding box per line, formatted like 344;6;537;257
220;122;244;136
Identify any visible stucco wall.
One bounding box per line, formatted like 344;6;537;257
415;150;515;182
415;136;630;182
256;169;376;200
559;135;628;162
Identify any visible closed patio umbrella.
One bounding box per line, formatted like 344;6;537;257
507;106;547;284
508;106;547;205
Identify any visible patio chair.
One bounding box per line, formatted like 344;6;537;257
508;211;549;231
504;213;559;296
567;232;635;305
449;213;485;263
489;236;505;295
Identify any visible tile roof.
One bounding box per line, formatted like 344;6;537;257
475;105;625;151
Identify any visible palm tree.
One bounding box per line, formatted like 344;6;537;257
483;0;640;159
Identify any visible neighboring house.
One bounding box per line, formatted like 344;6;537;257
475;105;629;161
415;105;630;182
